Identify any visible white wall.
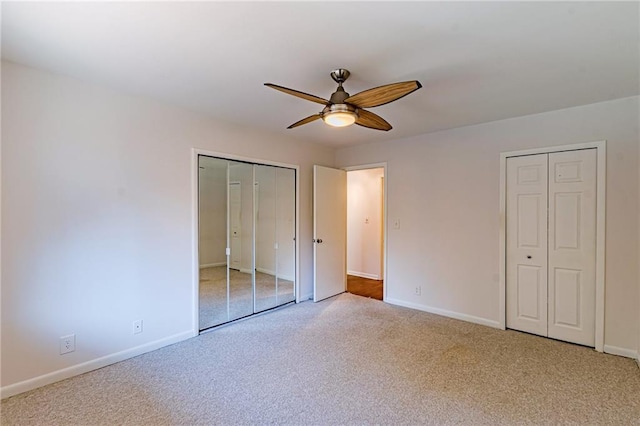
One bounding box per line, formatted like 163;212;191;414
337;96;640;354
229;162;254;273
0;61;334;395
347;168;384;280
198;157;227;267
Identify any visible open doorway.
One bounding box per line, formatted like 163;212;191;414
346;167;385;301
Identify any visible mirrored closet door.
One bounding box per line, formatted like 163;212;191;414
198;156;296;331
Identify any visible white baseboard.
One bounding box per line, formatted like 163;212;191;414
201;264;293;281
0;330;195;399
347;270;381;280
603;344;637;359
256;266;275;276
255;267;294;282
300;292;313;302
385;298;501;329
199;262;226;269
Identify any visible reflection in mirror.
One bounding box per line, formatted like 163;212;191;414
255;165;278;312
198;156;229;329
255;165;296;312
199;156;296;331
228;162;254;321
276;167;296;305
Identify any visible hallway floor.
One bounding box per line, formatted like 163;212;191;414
347;275;383;300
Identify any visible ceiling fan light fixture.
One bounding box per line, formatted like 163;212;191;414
322;104;358;128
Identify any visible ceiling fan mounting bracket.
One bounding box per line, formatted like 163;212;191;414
330;69;350;84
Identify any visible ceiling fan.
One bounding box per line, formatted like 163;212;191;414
265;69;422;131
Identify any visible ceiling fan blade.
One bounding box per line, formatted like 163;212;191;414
345;80;422;108
355;109;392;131
264;83;329;105
287;113;322;129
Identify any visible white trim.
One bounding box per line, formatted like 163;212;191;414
386;298;502;329
191;149;200;334
347;270;381;280
294;163;301;304
193;148;300;171
498;141;606;352
603;345;638;359
300;292;313;301
192;148;301;331
252;165;256;313
0;330;194;399
342;162;388;301
199;262;226;269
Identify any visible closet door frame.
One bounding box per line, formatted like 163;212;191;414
191;148;300;336
498;140;606;352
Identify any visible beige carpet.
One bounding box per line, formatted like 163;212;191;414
2;293;639;425
199;266;294;329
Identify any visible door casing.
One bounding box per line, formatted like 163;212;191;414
343;163;388;302
499;141;606;352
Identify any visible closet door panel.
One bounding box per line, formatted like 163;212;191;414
198;156;231;329
276;167;296;305
548;149;596;346
506;154;548;336
255;165;278;312
228;162;254;321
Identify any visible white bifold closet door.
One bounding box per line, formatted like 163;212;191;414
506;149;596;347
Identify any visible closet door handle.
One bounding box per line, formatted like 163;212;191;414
527;255;532;259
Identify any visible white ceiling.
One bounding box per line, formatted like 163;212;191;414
2;2;638;148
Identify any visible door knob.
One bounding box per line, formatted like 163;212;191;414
313;239;323;244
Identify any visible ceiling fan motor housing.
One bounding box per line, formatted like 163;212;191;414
329;86;350;104
322;103;358;116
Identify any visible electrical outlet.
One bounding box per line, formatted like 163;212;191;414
415;286;421;296
133;320;143;334
60;334;75;355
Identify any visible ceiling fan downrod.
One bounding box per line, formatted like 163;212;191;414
329;68;351;104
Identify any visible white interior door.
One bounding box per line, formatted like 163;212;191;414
506;154;549;336
506;149;597;347
313;165;346;302
548;149;596;346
